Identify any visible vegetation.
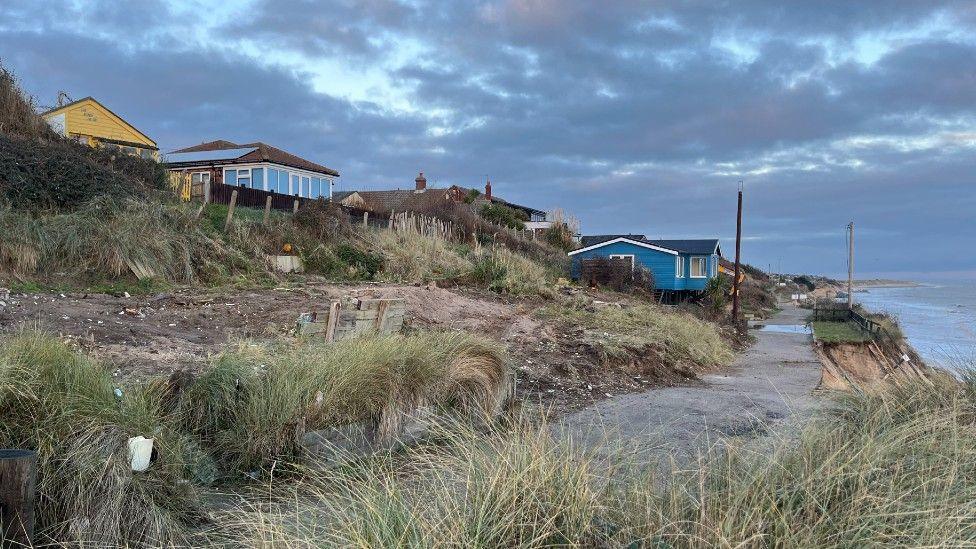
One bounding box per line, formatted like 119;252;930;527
0;330;206;547
793;275;816;291
812;320;872;343
480;202;528;230
0;329;510;546
209;374;976;547
539;298;733;369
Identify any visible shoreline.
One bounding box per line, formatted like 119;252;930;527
853;280;920;289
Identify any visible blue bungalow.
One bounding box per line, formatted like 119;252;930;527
569;235;723;300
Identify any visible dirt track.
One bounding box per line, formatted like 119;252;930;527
559;303;823;466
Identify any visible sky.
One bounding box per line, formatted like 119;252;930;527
1;0;974;279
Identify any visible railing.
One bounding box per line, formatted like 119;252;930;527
813;307;885;337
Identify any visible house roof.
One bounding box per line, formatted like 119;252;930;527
331;190;357;202
573;235;722;256
580;234;647;247
349;188;455;213
168;140;339;176
41;96;158;148
568;236;678;256
646;239;722;256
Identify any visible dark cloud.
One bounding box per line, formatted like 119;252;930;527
1;0;974;277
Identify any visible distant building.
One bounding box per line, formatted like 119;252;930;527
41;96;159;159
164;140;339;200
339;172;551;229
569;235;723;300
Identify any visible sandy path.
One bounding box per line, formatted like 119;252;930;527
558;303;823;466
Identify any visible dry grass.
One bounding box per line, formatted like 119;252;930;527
540;298;734;369
208;374;976;548
173;331;512;474
0;330;205;547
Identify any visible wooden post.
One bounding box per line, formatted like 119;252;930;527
363;212;369;226
293;198;300;214
0;449;37;547
194;179;211;219
324;301;341;343
263;195;273;226
847;221;855;310
731;183;743;329
223;190;238;232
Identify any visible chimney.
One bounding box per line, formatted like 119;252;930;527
415;171;427;192
485;178;492;201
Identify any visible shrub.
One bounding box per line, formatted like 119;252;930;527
0;64;58;141
793;275;816;291
580;257;654;293
479;202;528;230
336;243;384;279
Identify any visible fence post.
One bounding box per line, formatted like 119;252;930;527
223;190;238;232
263;195;273;226
194;179;211;219
293;198;300;214
363;212;369;226
0;449;37;547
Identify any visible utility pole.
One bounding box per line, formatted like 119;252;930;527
731;182;744;329
847;221;855;310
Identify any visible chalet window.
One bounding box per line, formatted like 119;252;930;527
291;174;300;196
278;170;290;194
302;177;310;197
190;172;210;186
252;168;264;190
608;254;635;270
237;168;252;188
311;177;321;198
225;169;237;185
691;256;707;278
676;256;685;278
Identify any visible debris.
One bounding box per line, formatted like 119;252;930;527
127;436;154;472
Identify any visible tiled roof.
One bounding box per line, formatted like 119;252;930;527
170;140;339;176
352;188;455;214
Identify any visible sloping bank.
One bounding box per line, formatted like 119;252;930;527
812;309;945;390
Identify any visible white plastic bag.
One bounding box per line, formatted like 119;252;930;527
128;436;154;472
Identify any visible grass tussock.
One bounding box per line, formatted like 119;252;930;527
0;330;205;547
211;374;976;547
173;331;511;474
541;298;734;369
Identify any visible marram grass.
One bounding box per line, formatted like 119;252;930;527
210;374;976;548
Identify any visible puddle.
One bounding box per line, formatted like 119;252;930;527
756;324;812;334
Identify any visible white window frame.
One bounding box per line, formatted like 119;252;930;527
690;256;707;278
676;256;685;278
190;171;211;185
608;254;636;271
236;168;252;188
220;163;336;199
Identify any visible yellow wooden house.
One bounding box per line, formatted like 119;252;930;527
41;96;159;159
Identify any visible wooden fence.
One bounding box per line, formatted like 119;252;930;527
296;298;406;342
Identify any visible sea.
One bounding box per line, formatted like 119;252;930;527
854;280;976;371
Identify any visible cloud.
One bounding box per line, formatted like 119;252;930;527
1;0;974;276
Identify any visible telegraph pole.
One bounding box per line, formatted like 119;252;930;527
731;182;744;328
847;221;855;309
